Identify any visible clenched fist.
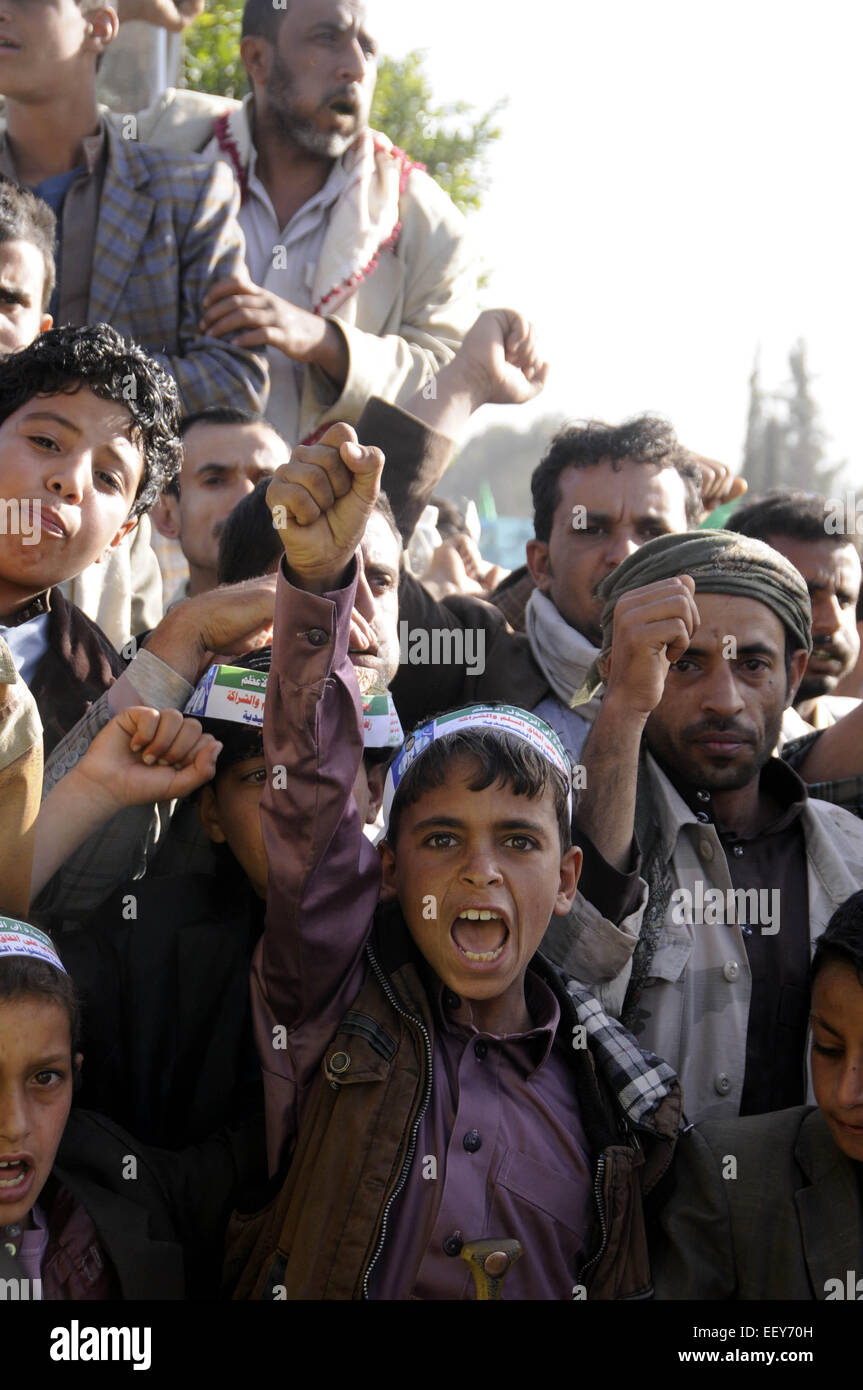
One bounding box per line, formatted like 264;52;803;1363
267;422;385;594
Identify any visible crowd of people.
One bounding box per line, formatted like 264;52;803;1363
1;0;862;1312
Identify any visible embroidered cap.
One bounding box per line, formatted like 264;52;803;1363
382;704;574;829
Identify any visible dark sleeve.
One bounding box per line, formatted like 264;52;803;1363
650;1126;738;1300
574;828;642;925
356;397;455;543
390;570;478;729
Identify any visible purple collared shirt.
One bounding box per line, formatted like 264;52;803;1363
370;969;593;1300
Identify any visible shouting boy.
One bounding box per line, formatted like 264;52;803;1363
226;427;681;1301
0;322;181;751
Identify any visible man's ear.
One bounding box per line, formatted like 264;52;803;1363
240;34;274;85
526;538;552;594
786;648;810;708
553;844;582;916
95;515;137;564
152;492;182;542
198;783;227;844
83;7;119;56
377;838;400;901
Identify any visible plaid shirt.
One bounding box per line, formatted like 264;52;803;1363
89;123;268;414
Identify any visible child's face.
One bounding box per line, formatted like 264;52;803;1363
0;997;76;1228
0;240;52;355
379;757;581;1032
199;754;270;900
0;387;143;613
811;959;863;1162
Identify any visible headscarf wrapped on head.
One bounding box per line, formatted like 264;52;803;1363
571;529;813;706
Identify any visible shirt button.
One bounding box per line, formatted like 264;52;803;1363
443;1232;464;1257
463;1129;482;1153
700;840;714;860
696;790;710;803
3;1242;15;1257
714;1072;732;1096
306;627;329;647
444;991;460;1011
732;844;744;857
722;961;740;982
474;1040;488;1061
695;811;710;824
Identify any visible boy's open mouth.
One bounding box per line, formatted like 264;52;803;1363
451;909;509;963
0;1157;32;1195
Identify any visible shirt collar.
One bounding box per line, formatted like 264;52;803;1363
0;590;51;629
245;98;351;224
650;746;808;842
430;964;561;1075
0;120;106;181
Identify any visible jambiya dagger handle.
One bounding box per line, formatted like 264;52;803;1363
460;1238;523;1299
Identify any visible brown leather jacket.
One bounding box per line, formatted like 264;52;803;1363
225;907;681;1302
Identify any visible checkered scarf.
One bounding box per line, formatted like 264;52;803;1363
565;979;678;1127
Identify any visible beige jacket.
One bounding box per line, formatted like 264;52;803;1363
543;750;863;1124
110;90;478;442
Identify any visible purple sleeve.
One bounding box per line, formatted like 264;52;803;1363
252;557;382;1174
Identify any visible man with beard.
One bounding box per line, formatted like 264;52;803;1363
729;489;862;727
541;530;863;1124
196;0;476;445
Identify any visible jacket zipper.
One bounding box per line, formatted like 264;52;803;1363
361;942;434;1300
576;1153;609;1291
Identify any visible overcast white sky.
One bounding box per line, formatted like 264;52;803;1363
376;0;861;481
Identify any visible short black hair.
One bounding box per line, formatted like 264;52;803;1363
165;406;273;499
218;477;280;585
0;952;81;1052
217;477;403;586
531;415;703;542
0;323;181;517
431;495;468;541
179;405;265;440
811;890;863;991
386;724;573;854
0;179;56;312
729;488;859;551
242;0;286;40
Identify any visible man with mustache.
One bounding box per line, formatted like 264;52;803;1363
194;0;477;447
542;530;863;1124
729;489;862;727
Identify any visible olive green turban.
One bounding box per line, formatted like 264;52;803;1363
572;529;813;705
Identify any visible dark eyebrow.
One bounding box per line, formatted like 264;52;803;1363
31;1053;69;1068
193;461;234;476
410;815;549;834
24;410;137;479
23;410;81;435
681;641;780;660
0;285;29;307
810;1012;842;1038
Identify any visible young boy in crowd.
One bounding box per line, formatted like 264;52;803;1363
0;179;55;354
225;427;681;1301
30;648;390;1149
0;322;181;751
0;702;266;1299
652;890;863;1298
